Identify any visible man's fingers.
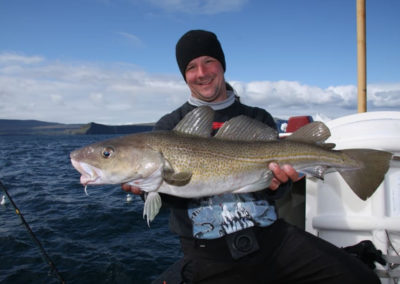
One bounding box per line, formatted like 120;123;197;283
121;184;143;195
131;187;143;195
121;183;132;192
281;164;300;182
268;163;301;190
269;162;289;183
269;178;280;191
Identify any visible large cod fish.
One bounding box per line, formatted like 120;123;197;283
70;106;393;224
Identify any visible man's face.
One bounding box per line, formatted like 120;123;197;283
185;56;226;102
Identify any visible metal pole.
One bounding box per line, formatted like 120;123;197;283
357;0;367;112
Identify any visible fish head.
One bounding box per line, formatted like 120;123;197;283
70;136;163;186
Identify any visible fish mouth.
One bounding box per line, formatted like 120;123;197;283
70;159;102;185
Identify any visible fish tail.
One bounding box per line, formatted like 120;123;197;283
338;149;393;200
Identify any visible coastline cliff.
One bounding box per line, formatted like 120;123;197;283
0;119;154;135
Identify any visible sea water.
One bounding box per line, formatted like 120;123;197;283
0;135;181;283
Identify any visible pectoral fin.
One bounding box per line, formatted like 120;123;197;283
163;170;192;186
143;192;162;226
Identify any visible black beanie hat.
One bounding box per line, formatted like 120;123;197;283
176;30;226;80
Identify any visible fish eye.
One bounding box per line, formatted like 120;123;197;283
102;146;114;158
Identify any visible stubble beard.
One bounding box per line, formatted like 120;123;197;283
191;81;226;103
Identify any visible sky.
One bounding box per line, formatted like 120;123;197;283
0;0;399;124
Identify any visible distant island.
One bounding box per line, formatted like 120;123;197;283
0;119;154;135
0;117;291;136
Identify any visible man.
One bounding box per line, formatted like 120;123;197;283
123;30;381;283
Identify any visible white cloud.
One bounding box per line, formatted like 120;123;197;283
0;52;399;124
117;32;145;47
0;53;188;124
50;94;64;105
89;92;104;104
0;52;44;65
146;0;248;15
232;80;400;120
368;83;400;108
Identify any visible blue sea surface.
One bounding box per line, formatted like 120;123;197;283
0;135;181;283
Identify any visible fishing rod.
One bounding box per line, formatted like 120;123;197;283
0;180;65;284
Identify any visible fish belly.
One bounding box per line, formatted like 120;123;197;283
157;166;271;198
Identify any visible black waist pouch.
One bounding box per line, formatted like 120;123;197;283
225;227;260;260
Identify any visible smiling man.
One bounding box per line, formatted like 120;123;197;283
176;31;227;103
185;55;226;102
123;30;381;284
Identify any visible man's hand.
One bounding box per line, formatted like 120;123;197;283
268;162;299;191
121;183;143;195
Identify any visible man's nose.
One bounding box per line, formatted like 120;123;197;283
196;64;207;77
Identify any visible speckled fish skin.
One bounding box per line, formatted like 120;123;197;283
144;131;352;197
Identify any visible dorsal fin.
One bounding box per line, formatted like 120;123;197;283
173;106;214;137
214;115;278;141
286;121;331;145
